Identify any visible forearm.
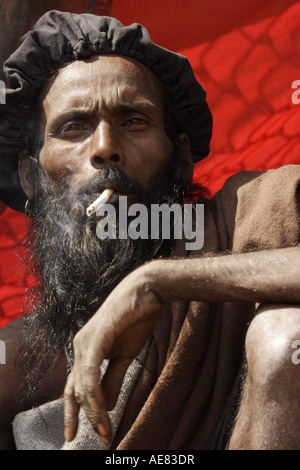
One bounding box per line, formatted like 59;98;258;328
142;246;300;305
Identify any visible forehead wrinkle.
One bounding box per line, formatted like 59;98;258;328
53;97;158;118
39;55;167;127
47;75;160;120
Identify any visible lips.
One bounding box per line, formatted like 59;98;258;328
91;186;137;204
85;187;140;218
86;188;114;217
100;191;137;206
106;191;120;204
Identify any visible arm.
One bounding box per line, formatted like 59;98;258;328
0;318;35;449
0;317;67;449
64;245;300;444
152;245;300;304
0;319;24;449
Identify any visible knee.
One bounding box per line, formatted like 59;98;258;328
245;303;300;393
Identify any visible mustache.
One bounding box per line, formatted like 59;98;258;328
30;163;151;222
69;165;149;213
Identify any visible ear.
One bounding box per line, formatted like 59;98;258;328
18;151;35;199
178;133;193;186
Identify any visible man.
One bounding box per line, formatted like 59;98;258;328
0;11;299;450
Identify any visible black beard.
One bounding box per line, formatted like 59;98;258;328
20;152;204;398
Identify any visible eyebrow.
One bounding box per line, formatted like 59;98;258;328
47;99;159;131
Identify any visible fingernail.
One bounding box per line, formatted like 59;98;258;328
64;428;72;442
91;398;100;411
97;423;111;445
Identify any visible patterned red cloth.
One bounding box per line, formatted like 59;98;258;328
0;0;300;325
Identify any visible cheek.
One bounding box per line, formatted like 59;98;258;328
39;142;67;176
38;141;91;185
130;134;173;185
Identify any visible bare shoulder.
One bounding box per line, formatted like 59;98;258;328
0;318;28;449
0;317;67;449
0;318;26;413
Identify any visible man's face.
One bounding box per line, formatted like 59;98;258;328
37;54;174;205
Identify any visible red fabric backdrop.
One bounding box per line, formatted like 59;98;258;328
0;0;300;326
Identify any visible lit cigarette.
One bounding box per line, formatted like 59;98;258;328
86;189;114;217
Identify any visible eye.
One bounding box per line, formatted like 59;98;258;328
61;122;84;132
59;121;88;138
123;117;148;128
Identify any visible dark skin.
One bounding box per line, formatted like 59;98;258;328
0;318;67;449
0;54;299;449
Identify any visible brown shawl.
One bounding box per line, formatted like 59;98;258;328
114;164;300;450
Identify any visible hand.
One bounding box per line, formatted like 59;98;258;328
63;266;163;445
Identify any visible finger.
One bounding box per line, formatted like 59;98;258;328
64;374;80;442
79;361;113;444
101;357;133;411
80;395;112;445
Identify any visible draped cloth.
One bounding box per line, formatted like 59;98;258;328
13;165;300;450
114;164;300;450
13;341;150;450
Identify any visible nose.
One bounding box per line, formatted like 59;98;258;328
90;121;123;168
